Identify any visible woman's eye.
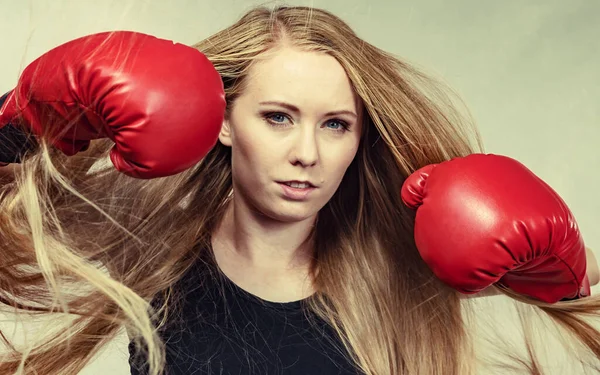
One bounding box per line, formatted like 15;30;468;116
324;119;349;133
263;112;289;126
262;112;349;133
269;113;286;122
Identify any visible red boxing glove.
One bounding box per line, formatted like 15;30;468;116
401;154;589;303
0;31;225;178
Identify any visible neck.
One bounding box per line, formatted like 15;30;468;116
213;197;316;274
210;196;317;302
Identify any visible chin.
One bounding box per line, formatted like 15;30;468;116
263;202;321;224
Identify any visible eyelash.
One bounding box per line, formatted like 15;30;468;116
262;112;350;133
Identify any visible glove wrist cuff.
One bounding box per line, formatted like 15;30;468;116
0;92;38;164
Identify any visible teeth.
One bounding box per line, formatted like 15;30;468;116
286;182;310;189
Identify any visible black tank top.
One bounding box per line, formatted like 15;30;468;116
128;251;362;374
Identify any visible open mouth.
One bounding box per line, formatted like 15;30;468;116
281;181;315;189
277;181;317;200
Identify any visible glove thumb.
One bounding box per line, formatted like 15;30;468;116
401;163;437;209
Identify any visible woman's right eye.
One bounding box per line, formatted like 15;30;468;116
263;112;291;126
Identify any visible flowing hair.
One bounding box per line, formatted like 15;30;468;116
1;5;600;375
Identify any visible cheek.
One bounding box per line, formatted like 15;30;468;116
231;120;259;159
231;123;276;178
323;141;360;184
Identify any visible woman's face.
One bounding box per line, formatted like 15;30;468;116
219;45;362;223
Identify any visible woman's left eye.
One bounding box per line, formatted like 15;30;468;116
324;119;349;132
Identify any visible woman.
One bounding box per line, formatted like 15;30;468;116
1;5;599;375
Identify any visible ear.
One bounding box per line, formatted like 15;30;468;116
219;118;232;147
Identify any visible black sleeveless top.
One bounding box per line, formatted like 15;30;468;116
128;251;362;374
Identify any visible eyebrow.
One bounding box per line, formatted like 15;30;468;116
259;100;358;119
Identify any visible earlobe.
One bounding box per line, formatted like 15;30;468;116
219;119;232;147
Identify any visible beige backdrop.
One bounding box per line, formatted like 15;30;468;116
0;0;598;373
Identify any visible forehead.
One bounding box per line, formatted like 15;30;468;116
242;46;358;111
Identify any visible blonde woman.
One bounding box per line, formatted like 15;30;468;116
1;5;599;375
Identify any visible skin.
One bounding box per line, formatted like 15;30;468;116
211;45;363;302
209;45;600;303
586;247;599;286
4;48;596;304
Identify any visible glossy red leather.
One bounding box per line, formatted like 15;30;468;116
0;31;225;178
401;154;589;303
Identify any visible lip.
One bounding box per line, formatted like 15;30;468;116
279;180;316;187
277;181;317;200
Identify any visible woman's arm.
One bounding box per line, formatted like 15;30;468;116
586;246;599;286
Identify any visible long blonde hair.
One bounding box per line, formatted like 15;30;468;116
1;5;600;375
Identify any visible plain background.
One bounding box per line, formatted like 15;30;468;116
0;0;598;373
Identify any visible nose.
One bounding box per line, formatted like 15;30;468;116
289;124;318;167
